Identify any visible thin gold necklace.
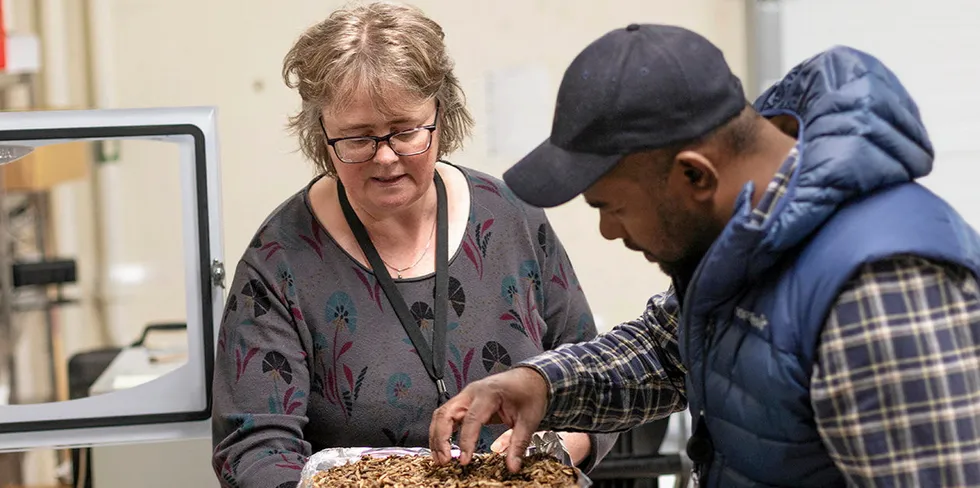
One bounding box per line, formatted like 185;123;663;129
378;216;436;279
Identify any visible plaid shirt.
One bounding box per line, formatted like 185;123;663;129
522;147;980;486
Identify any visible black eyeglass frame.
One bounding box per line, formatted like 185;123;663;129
319;101;441;164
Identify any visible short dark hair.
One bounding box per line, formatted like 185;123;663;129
641;105;763;182
717;106;763;155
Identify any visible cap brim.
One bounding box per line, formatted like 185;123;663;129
503;138;622;208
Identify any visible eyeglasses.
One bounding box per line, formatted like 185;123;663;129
320;102;440;164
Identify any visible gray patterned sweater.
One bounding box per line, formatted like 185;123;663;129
211;165;616;488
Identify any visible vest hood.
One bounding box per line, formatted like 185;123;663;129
690;46;935;314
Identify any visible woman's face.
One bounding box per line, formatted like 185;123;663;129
320;89;440;216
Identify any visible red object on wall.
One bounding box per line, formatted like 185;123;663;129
0;1;6;70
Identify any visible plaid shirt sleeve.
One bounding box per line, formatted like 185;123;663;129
812;255;980;487
518;287;688;432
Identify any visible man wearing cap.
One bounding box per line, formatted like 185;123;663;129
429;23;980;487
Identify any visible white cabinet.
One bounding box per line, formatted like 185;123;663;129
91;439;218;488
0;107;225;454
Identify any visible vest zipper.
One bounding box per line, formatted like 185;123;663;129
687;410;714;484
681;245;718;485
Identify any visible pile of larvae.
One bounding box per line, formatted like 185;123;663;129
312;452;579;488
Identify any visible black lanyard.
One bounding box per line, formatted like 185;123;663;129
337;173;450;405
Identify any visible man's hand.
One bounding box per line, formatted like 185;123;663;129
491;430;591;467
429;366;549;473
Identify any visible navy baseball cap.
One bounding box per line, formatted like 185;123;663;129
503;24;746;208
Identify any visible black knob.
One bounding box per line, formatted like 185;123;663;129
686;432;714;464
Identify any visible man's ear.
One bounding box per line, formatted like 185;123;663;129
672;150;718;203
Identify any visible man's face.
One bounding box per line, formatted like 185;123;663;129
583;150;724;282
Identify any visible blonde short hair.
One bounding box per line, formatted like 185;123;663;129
282;2;474;176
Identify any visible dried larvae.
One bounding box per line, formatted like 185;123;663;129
312;452;578;488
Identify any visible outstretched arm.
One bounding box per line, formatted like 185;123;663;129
431;287;687;473
522;287;688;433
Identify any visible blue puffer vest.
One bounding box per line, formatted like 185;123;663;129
678;46;980;487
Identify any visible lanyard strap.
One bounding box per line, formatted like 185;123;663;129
337;173;450;404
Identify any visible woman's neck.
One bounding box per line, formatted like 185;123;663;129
307;163;469;279
350;179;438;258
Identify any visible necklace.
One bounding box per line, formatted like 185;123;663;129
377;215;436;279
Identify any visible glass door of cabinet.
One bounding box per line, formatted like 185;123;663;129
0;107;224;451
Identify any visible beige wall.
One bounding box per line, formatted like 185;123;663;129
8;0;746;484
81;0;747;338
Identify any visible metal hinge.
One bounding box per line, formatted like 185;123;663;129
211;260;226;288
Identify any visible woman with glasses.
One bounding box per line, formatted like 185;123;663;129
210;3;616;487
